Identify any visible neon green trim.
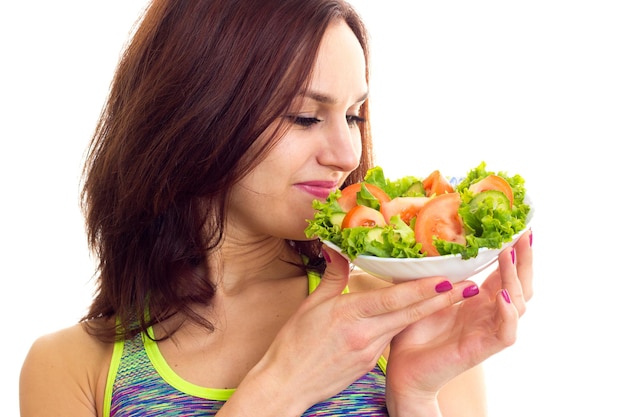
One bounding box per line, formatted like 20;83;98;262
307;270;320;294
104;269;381;410
376;354;387;375
143;326;236;401
307;269;349;294
102;339;124;417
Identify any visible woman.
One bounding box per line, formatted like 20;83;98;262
20;1;533;416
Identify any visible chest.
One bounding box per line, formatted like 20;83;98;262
110;335;388;416
107;272;391;416
156;276;308;389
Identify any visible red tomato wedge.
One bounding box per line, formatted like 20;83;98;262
380;196;430;224
414;193;466;257
337;183;391;212
468;174;514;208
342;205;387;229
422;170;454;197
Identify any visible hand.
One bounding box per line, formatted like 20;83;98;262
385;229;533;416
239;245;483;415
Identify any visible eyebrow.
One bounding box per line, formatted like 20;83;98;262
304;89;369;105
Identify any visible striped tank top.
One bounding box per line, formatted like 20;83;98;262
103;271;389;416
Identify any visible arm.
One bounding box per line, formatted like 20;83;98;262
385;230;533;417
216;248;493;416
349;271;488;416
20;324;112;417
438;366;487;416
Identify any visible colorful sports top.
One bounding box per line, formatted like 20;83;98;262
103;271;389;416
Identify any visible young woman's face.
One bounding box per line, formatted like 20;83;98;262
228;20;368;242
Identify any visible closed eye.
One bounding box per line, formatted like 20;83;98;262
346;115;366;127
285;115;322;128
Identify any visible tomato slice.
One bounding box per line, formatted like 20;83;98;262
380;196;430;224
422;170;454;197
341;205;387;229
337;183;391;212
414;193;466;256
468;174;514;208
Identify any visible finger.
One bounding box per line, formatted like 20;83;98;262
497;246;527;316
356;279;480;331
513;229;534;302
470;289;519;361
494;289;519;348
309;245;351;300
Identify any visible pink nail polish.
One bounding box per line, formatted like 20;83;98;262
510;248;516;264
435;280;453;293
462;285;479;298
501;289;511;304
322;249;331;263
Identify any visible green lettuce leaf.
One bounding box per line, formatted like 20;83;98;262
305;162;530;261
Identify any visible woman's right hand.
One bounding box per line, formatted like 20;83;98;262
220;245;479;416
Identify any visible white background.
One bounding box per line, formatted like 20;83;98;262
1;1;625;416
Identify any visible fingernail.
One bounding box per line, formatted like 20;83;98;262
510;248;516;264
322;248;331;263
501;289;511;304
463;285;479;298
529;229;533;247
435;280;453;293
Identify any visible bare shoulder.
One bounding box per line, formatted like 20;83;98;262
22;321;113;370
348;268;393;292
20;322;114;417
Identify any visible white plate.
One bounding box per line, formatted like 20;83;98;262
323;197;533;284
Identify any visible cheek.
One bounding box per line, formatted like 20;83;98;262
354;131;363;159
229;189;314;240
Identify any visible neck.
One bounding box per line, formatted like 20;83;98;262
208;237;304;295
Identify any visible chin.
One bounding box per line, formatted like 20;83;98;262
284;225;315;243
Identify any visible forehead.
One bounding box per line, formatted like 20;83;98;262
308;20;368;103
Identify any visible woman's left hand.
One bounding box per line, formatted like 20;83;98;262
385;229;533;416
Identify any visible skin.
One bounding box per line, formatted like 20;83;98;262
20;20;533;417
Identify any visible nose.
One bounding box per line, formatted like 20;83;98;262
317;117;362;172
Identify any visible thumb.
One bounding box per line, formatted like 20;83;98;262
312;245;351;299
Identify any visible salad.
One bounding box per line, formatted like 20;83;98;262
305;162;531;261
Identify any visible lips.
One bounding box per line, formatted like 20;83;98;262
295;180;339;200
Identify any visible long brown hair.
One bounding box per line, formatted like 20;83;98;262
81;0;373;341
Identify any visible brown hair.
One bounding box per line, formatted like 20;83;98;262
81;0;373;341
